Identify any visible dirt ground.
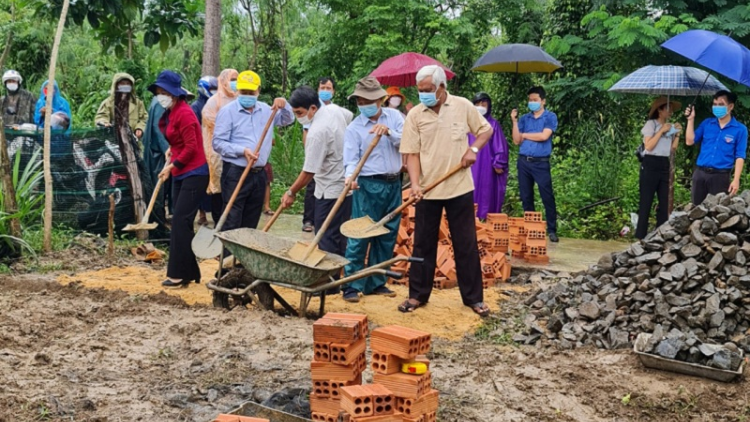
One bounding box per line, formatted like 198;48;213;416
2;249;749;421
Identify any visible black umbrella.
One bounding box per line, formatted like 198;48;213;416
472;44;563;74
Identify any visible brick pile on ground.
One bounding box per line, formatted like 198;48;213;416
640;324;743;371
514;192;750;352
390;192;512;289
309;313;438;422
212;415;269;422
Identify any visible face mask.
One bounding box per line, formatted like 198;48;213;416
117;85;132;93
389;96;402;107
664;125;679;137
156;94;173;109
296;110;312;126
238;95;258;108
528;102;542;112
476;106;487;116
713;105;728;119
230;81;238;92
6;82;18;92
359;104;379;118
319;91;333;102
419;90;438;107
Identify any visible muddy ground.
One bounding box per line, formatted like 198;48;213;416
1;248;750;421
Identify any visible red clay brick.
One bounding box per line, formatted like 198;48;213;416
314;342;331;362
330;338;366;366
341;385;374;418
371;351;402;375
363;384;395;415
313;318;361;344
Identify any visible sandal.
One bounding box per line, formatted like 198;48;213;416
398;299;424;313
264;209;274;216
470;302;491;318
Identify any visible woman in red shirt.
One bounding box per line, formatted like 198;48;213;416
149;70;209;287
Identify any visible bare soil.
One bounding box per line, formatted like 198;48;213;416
1;254;749;421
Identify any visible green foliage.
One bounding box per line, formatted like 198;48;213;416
0;147;44;257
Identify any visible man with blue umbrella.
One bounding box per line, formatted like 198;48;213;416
685;90;748;205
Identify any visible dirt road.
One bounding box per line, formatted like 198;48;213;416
1;274;748;421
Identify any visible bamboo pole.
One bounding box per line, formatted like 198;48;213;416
0;2;20;238
42;0;71;252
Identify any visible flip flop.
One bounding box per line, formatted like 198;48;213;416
470;302;491;318
398;299;424;313
263;209;274;216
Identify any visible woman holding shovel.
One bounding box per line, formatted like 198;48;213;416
150;70;209;288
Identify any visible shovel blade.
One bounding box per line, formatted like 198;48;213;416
288;241;327;267
340;216;389;239
192;226;222;259
122;222;158;232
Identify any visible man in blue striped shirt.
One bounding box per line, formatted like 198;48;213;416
340;76;405;302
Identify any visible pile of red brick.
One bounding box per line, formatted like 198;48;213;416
212;415;268;422
390;199;512;289
508;211;549;264
310;313;438;421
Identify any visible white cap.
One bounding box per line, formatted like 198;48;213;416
2;70;22;84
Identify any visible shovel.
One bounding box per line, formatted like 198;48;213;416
122;175;164;232
261;204;284;232
192;108;278;259
287;134;383;266
340;163;465;239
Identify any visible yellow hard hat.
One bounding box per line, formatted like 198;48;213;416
237;70;261;91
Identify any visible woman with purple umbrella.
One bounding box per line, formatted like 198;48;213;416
469;92;509;219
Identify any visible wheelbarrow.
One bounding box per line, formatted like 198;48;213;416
206;228;422;317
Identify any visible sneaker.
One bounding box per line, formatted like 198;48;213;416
549;233;559;243
372;286;397;297
302;222;314;232
343;288;360;303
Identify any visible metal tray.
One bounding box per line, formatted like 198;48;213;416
634;333;745;382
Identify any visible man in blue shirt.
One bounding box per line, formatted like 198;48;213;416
685;90;747;205
511;86;559;242
340;76;404;303
212;70;294;233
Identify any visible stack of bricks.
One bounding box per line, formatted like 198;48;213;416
390;191;512;289
212;416;269;422
522;211;549;264
310;313;368;422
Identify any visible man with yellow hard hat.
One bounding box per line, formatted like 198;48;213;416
212;70;294;232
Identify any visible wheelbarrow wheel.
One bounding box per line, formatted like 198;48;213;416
212;268;254;310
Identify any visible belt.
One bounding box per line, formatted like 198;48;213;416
359;173;401;182
223;161;264;173
519;155;550;162
698;166;731;174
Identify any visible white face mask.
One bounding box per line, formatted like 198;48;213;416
389;96;402;107
6;82;19;92
117;85;133;93
476;106;487;116
296;111;312;126
156;94;173;109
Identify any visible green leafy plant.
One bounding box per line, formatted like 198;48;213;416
0;147;44;258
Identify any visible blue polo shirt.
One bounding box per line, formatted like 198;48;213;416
518;109;558;157
694;117;748;169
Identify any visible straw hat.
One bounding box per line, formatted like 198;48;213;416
649;96;682;119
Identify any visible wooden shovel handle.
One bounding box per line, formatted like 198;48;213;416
262;204;284;232
141;176;164;224
301;134;383;261
214;108;278;232
376;163;465;227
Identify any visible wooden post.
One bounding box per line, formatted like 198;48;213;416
42;0;70;252
114;91;147;240
0;119;21;238
108;194;115;260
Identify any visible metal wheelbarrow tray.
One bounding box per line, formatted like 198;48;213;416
633;333;745;382
207;228;422;316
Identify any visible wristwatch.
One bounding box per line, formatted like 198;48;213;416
470;146;479;154
286;189;295;197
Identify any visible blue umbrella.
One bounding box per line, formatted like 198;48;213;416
609;65;728;96
662;30;750;87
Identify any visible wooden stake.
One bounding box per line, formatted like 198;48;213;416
42;0;71;252
114;91;147;240
0;119;21;238
108;194;115;260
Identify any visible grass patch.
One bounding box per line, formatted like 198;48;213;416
474;312;527;346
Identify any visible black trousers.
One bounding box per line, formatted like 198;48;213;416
168;174;208;281
518;158;558;234
221;162;267;231
636;155;670;239
304;179;317;225
209;193;224;226
692;167;731;206
409;191;483;306
314;195;352;257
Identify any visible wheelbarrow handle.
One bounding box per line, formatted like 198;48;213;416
408;257;424;264
384;270;404;280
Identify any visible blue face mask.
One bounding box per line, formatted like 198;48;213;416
359;104;379;118
419;90;439;107
230;81;238;92
713;105;728;119
528;101;542;112
319;91;333;102
238;95;258;108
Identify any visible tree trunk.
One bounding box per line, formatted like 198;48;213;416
115;92;147;240
202;0;222;76
42;0;70;252
0;119;21;238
